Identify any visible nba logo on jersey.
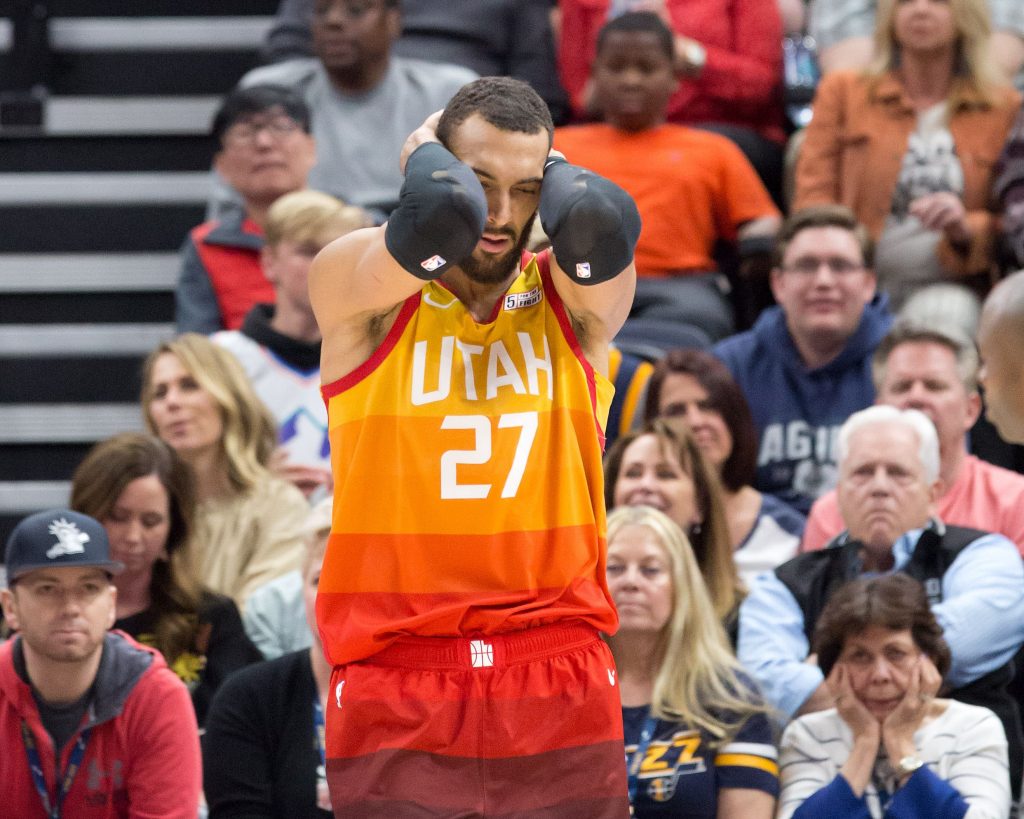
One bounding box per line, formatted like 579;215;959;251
575;262;591;279
470;640;494;668
420;254;446;272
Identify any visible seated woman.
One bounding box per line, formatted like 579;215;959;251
778;573;1010;818
604;419;745;633
605;505;778;818
644;348;804;585
794;0;1020;308
141;333;309;610
203;499;333;818
70;432;261;724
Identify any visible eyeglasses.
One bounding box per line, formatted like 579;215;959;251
314;0;381;19
842;645;920;671
781;257;865;276
223;116;303;148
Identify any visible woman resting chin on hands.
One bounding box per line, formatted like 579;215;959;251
777;573;1011;819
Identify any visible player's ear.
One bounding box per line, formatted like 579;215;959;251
0;588;20;632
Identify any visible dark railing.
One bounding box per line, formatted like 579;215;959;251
1;0;51;127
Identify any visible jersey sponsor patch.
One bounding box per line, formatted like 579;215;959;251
420;254;446;272
503;286;542;311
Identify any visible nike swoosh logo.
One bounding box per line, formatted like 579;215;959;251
607;669;616;686
423;292;455;309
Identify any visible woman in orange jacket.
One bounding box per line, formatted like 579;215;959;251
793;0;1020;308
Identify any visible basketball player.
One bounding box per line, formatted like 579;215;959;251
308;76;640;817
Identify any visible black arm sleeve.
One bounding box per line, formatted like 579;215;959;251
539;157;641;285
384;142;487;280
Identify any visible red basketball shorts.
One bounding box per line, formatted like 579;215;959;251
325;622;630;818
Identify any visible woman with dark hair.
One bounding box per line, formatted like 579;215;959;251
605;419;744;629
71;432;261;724
645;348;804;584
778;574;1010;818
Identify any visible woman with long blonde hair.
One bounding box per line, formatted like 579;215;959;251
604;419;744;632
605;505;778;818
794;0;1020;308
141;333;309;609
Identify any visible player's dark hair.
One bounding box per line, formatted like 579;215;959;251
436;77;553;150
814;574;951;679
596;11;674;61
211;85;312;145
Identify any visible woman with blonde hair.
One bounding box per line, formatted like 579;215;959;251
141;333;309;609
793;0;1020;308
606;505;778;818
71;432;260;724
604;419;744;632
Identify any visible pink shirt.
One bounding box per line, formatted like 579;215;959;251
802;455;1024;556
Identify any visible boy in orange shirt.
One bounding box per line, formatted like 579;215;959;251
555;11;780;338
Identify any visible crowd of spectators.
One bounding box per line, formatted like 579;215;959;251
6;0;1024;815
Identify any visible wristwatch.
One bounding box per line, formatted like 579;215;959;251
895;755;925;778
682;40;707;73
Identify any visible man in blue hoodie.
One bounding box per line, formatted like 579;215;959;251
714;205;892;514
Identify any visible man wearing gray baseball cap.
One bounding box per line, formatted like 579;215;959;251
0;509;202;818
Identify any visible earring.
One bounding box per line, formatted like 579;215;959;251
689;522;703;537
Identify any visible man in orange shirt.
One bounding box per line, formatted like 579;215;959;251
555;11;780;340
309;76;639;816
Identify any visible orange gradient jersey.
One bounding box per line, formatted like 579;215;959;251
318;251;619;665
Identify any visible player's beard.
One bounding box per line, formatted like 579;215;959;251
460;212;537;285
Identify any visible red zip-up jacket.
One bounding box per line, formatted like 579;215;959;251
0;630;201;818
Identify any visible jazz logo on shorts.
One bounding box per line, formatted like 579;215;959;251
470;640;494;668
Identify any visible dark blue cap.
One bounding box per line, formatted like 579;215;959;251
4;509;124;583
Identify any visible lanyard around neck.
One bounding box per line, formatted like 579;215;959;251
21;721;91;819
627;712;659;812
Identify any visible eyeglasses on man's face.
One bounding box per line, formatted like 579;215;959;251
314;0;383;20
223;115;303;148
781;256;865;276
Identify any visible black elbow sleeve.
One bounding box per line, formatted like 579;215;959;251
385;142;487;280
539;158;641;285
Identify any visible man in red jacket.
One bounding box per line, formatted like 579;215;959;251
0;509;201;818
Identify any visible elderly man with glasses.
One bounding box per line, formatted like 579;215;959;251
714;205;893;514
